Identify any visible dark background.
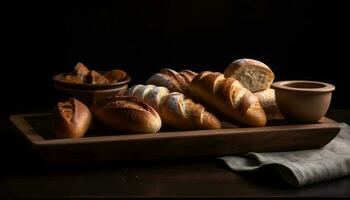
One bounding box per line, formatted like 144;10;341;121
3;0;349;115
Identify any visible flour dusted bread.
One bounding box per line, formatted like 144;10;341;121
254;89;284;120
146;68;197;96
90;96;161;133
189;71;267;127
127;84;221;130
224;58;274;92
51;98;92;138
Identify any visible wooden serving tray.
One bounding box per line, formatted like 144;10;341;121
10;113;341;165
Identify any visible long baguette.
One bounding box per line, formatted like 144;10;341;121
189;71;267;127
127;84;221;130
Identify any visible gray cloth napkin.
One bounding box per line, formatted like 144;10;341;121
219;123;350;187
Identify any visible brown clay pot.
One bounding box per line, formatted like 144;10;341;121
272;80;335;123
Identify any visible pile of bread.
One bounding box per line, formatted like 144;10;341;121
59;62;127;84
51;58;283;139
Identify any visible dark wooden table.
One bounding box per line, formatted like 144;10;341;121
1;110;350;199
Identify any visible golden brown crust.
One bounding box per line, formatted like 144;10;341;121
104;69;127;83
179;70;198;84
90;96;161;133
146;68;197;96
189;71;267;127
159;92;221;130
87;70;109;84
159;68;188;93
51;98;92;138
62;75;84;84
74;62;90;80
127;85;221;130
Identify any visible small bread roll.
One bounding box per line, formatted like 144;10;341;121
254;89;284;120
90;96;161;133
224;58;274;92
51;98;92;138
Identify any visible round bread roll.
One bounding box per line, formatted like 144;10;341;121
51;98;92;138
224;58;274;92
90;96;161;133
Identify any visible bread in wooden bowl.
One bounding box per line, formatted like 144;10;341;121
57;62;129;85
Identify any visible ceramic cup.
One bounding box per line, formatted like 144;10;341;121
272;80;335;123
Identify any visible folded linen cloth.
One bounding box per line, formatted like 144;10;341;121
219;123;350;187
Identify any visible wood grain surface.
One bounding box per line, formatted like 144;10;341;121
10;113;340;165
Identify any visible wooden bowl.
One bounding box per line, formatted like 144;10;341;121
272;80;335;123
52;72;131;105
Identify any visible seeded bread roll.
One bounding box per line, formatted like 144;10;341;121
90;96;161;133
189;71;267;127
51;98;92;138
224;58;274;92
127;84;221;130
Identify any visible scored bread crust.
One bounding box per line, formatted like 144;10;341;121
51;98;92;138
90;96;161;133
224;58;274;92
146;68;198;96
189;71;267;127
127;84;221;130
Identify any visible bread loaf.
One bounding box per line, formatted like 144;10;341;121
90;96;161;133
224;58;274;92
254;89;284;120
146;68;197;96
51;98;92;138
127;84;221;130
189;71;267;127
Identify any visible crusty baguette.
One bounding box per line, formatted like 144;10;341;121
146;68;197;96
224;58;274;92
189;71;267;127
90;96;161;133
127;84;221;130
254;89;284;120
51;98;92;138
